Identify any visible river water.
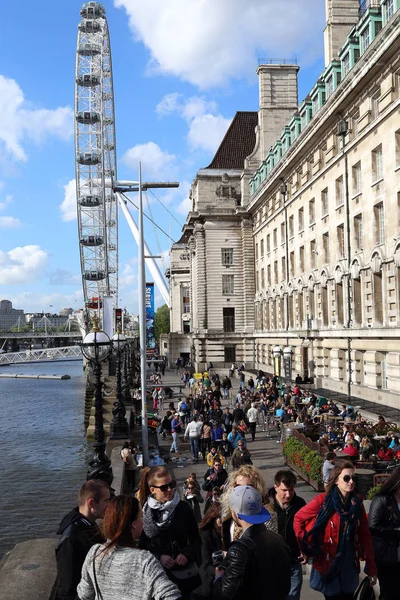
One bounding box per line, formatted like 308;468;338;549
0;359;90;554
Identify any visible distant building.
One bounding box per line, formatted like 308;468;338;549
0;300;25;332
60;308;74;317
168;0;400;409
25;313;69;329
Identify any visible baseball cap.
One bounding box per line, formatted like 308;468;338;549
229;485;271;525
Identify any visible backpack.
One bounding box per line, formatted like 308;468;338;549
181;402;188;412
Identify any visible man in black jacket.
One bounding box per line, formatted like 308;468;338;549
55;480;110;600
269;470;306;600
213;486;291;600
202;459;228;493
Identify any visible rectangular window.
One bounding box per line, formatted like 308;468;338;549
299;246;305;272
352;162;362;195
343;53;350;76
375;202;385;245
267;264;271;285
372;144;383;182
182;286;190;314
256;270;259;292
335;176;344;207
261;268;265;289
266;234;271;253
289;215;294;237
323;232;330;263
298;207;304;232
309;198;315;224
281;256;286;279
326;76;334;97
273;229;278;248
222;274;234;295
321;188;329;217
372;93;380;120
354;214;363;251
223;308;235;333
221;248;233;265
395;130;400;167
280;222;285;244
337;224;345;257
255;243;259;261
310;240;316;268
386;0;395;20
290;251;295;276
362;27;370;52
260;239;264;258
274;261;278;283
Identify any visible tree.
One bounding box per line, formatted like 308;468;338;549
154;304;170;340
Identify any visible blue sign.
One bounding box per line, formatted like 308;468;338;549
145;282;156;350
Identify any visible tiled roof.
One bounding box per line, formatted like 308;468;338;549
206;111;258;170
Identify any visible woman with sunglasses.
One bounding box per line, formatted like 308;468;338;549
182;478;204;523
139;466;201;598
294;461;377;600
368;465;400;600
77;495;181;600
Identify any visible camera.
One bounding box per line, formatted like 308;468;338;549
212;550;224;567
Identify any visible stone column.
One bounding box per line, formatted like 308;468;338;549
324;0;360;66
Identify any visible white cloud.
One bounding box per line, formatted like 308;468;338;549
0;216;21;229
114;0;324;89
121;141;177;180
0;245;49;285
119;259;138;288
0;74;73;162
157;94;231;153
60;179;77;222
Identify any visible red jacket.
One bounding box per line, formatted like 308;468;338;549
377;448;394;461
293;493;377;577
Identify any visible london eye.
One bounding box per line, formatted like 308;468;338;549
75;2;118;322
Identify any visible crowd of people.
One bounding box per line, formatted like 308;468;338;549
55;461;400;600
54;367;400;600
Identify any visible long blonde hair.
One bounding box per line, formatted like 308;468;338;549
220;464;267;520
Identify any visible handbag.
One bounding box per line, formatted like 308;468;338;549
170;562;201;593
353;576;374;600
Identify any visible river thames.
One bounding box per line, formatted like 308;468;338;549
0;359;90;554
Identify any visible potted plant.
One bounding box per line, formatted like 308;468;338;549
283;437;324;491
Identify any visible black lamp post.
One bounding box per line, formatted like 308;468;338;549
109;330;129;439
81;317;113;485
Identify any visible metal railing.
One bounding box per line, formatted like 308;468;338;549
0;346;82;364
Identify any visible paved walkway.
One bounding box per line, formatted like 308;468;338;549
148;368;378;599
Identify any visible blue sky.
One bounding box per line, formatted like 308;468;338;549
0;0;326;314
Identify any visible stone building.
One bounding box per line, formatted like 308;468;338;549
168;0;400;408
0;300;24;332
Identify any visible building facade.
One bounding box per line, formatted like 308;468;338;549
168;0;400;408
0;300;24;332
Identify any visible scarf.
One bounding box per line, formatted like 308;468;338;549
300;486;362;582
143;490;180;538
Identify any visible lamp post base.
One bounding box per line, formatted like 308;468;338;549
109;418;129;439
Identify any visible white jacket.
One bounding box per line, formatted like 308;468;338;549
185;420;203;438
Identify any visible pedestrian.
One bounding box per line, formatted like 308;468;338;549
368;466;400;600
204;486;223;515
220;465;278;546
193;502;223;599
294;460;377;600
200;420;212;460
219;433;232;468
206;444;225;467
227;426;243;450
120;441;137;488
56;480;110;600
223;407;233;434
182;479;204;523
322;452;336;488
246;402;258;441
77;495;181;600
170;413;181;455
231;440;252;469
139;466;201;597
184;416;203;462
268;470;306;600
212;486;291;600
202;459;228;496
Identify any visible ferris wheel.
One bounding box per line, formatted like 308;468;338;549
75;2;118;322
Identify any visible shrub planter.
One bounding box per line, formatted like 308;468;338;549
284;457;325;492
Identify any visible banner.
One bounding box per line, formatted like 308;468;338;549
145;282;156;351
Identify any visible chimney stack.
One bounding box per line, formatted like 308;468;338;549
324;0;361;66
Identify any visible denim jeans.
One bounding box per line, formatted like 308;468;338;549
190;437;200;459
286;562;303;600
170;431;179;453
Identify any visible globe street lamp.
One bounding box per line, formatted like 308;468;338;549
110;330;129;439
81;316;112;484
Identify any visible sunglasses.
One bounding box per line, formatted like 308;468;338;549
342;475;357;483
151;480;177;492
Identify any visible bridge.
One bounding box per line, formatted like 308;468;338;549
0;346;82;365
0;332;81;339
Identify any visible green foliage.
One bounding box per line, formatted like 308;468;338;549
283;436;324;483
154;304;170;340
366;484;383;500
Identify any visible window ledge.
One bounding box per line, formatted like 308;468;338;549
309;221;316;227
336;203;344;210
371;177;384;187
352;192;362;201
321;213;329;219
